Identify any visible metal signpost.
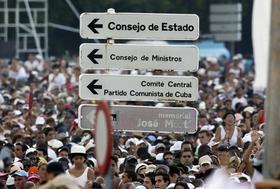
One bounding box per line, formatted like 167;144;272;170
80;13;199;40
79;43;199;71
79;105;198;134
78;10;200;180
79;74;198;101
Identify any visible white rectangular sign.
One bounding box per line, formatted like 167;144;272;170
210;14;242;23
214;32;242;41
79;104;198;133
79;74;198;101
80;43;199;71
80;13;199;40
210;23;242;32
210;3;242;13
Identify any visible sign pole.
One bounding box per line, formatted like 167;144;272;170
263;0;280;180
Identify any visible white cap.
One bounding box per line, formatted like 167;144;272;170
170;141;182;153
156;153;164;161
71;145;86;154
35;116;45;125
6;175;15;186
243;106;255;114
48;139;63;149
85;140;95;151
25;148;37;155
135;163;148;174
199;155;212;166
200;125;215;132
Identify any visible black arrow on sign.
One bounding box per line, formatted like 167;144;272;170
87;49;102;64
88;18;103;34
87;79;102;95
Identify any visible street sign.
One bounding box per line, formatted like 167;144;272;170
214;32;242;41
210;14;242;23
79;104;198;133
80;13;199;40
80;43;199;71
94;101;112;176
210;4;242;13
79;74;198;101
210;23;242;32
210;3;242;42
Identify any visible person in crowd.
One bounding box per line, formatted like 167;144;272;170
12;170;28;189
177;149;194;174
155;172;171;189
163;151;175;166
111;155;123;189
66;145;95;188
46;162;65;181
143;172;155;189
214;112;243;148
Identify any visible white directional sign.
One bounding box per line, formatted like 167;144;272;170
80;13;199;40
80;43;199;71
79;74;198;101
79;104;198;133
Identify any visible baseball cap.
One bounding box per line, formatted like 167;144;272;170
135;163;148;174
12;170;28;177
6;175;15;186
155;164;170;174
48;139;63;149
27;174;40;181
145;164;156;174
0;172;7;177
35;116;45;125
170;141;182;153
155;143;166;151
199;155;212;166
25;148;37;156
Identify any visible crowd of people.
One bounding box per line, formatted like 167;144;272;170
0;52;265;189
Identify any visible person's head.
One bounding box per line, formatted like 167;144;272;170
43;127;56;141
46;162;65;181
135;163;148;180
0;172;8;186
163;151;175;166
235;87;244;98
69;145;87;167
144;172;155;189
12;170;28;189
169;165;180;183
37;158;47;183
180;150;194;166
36;132;46;145
155;143;166;154
217;145;230;167
125;155;138;167
181;141;193;152
223;112;235;127
111;155;119;176
174;182;190;189
14;142;28;159
122;170;137;184
155;172;170;189
36;147;48;160
197;144;212;159
57;146;69;159
199;155;213;173
198;130;211;145
224;99;232;111
23;181;36;189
